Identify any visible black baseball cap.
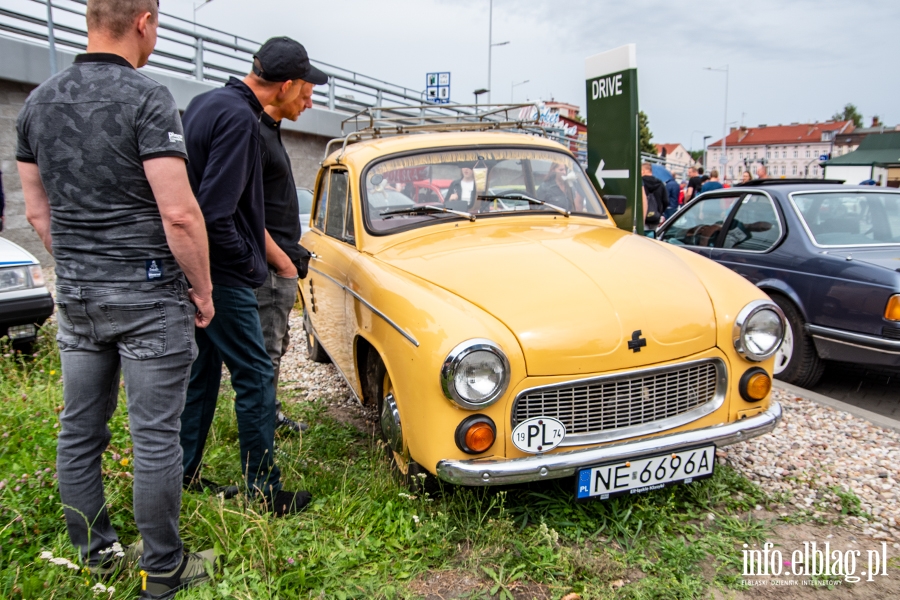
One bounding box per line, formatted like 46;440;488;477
252;37;328;85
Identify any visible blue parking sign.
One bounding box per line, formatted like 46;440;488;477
426;72;450;104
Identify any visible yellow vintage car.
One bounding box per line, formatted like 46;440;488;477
299;123;785;500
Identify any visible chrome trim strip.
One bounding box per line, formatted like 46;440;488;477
436;402;782;486
511;358;728;447
807;324;900;354
308;266;419;347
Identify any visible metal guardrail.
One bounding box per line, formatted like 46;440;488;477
0;0;585;154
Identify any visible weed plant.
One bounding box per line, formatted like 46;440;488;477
0;328;775;599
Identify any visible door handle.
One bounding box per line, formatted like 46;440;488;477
310;252;321;260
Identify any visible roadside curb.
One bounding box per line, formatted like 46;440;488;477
774;380;900;434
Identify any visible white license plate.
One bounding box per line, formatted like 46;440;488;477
576;445;715;501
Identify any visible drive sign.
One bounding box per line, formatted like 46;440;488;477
512;417;566;454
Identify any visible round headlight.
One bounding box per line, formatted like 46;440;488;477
733;300;786;362
441;339;510;409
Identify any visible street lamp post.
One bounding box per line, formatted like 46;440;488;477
702;135;712;173
473;88;489;112
510;79;529;103
704;65;728;178
487;0;509;105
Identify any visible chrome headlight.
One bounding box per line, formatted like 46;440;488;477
0;265;44;292
733;300;785;362
440;339;510;409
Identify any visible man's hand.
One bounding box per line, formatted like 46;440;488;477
189;288;215;328
265;229;298;278
276;262;298;278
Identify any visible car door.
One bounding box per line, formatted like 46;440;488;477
304;168;357;372
708;193;791;285
656;195;742;258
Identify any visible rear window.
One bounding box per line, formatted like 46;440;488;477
790;192;900;246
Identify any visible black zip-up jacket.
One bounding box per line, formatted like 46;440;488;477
182;77;267;288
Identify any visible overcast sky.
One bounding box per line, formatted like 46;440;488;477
164;0;897;150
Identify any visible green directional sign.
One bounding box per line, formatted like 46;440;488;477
585;44;642;233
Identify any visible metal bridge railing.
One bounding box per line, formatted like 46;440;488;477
0;0;585;154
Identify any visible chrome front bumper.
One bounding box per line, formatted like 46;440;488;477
436;402;782;486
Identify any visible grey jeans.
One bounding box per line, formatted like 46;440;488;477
254;268;299;415
55;279;196;572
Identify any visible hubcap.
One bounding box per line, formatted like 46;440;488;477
380;391;403;453
774;319;794;375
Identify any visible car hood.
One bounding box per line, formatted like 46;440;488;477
374;221;717;376
825;248;900;273
0;237;39;265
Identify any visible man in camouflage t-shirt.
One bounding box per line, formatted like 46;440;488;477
16;0;216;594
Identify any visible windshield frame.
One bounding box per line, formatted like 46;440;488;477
360;144;607;237
787;189;900;248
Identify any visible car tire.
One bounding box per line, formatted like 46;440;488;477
770;295;824;388
302;307;330;364
364;351;439;495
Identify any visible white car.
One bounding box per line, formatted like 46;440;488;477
0;237;53;352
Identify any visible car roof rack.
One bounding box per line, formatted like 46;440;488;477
324;103;560;162
735;178;846;186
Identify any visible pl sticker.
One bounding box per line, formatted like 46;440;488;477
512;417;566;454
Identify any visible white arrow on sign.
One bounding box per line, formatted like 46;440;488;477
594;159;630;189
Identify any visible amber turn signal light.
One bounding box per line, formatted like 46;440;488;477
455;415;496;454
739;368;771;402
885;295;900;321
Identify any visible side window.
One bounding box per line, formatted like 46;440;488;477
313;171;328;231
722;194;782;251
659;196;740;247
345;200;355;243
325;170;348;239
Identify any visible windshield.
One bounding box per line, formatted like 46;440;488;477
790;191;900;246
363;148;605;233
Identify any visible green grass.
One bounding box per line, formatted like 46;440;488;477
0;327;779;599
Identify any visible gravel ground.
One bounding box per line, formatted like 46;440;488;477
269;308;900;547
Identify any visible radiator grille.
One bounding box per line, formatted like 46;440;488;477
513;361;720;436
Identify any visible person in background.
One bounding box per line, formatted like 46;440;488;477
256;55;327;436
446;166;477;207
663;173;680;219
700;170;724;193
740;171;752;184
537;162;584;212
685;166;703;203
756;165;769;179
641;162;667;232
179;36;313;517
16;0;217;596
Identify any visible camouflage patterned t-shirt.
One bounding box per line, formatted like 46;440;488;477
16;53;188;286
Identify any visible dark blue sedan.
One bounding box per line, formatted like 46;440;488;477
656;181;900;388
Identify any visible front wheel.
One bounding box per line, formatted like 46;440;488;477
364;351;439;495
770;295;824;388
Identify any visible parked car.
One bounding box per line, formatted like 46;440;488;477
0;237;54;352
297;187;313;237
300;127;784;499
656;180;900;388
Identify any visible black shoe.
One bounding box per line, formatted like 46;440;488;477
138;549;217;599
182;476;239;500
275;414;308;436
266;490;312;517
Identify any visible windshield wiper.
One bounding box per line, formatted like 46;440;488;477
477;193;570;217
380;205;476;221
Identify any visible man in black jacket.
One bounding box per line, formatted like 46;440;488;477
641;162;668;232
179;37;324;516
255;62;326;435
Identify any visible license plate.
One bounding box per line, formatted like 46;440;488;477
576;445;715;501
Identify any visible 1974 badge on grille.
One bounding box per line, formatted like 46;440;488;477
511;417;566;453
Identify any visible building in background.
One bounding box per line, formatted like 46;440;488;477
544;100;580;120
831;117;900;158
707;121;854;182
655;143;693;178
823;132;900;187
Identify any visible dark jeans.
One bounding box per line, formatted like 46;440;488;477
253;268;299;416
55;279;195;572
180;284;281;497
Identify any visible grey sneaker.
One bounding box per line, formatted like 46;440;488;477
138;549;218;599
275;413;308;436
90;539;143;579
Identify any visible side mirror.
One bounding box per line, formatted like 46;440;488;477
603;195;627;215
